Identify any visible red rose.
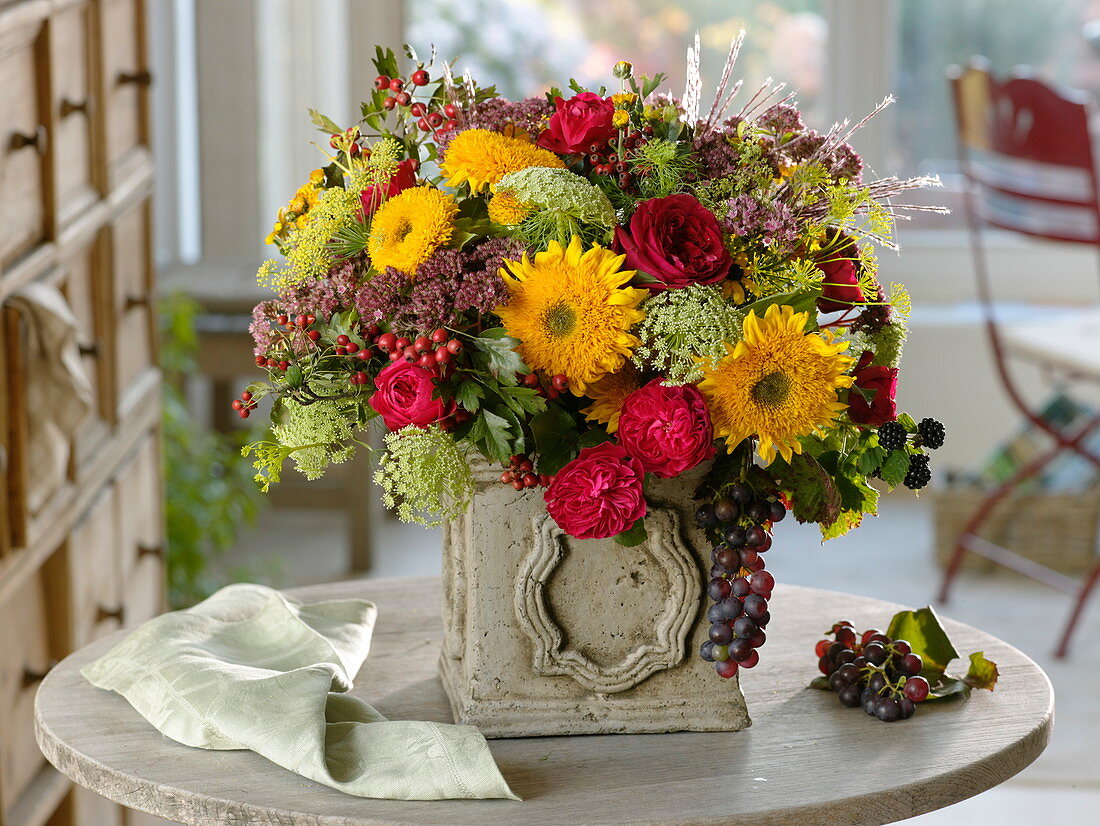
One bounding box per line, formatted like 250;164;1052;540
817;236;865;313
617;379;715;478
359;158;418;218
847;350;898;427
536;92;616;155
614;194;733;290
369;360;452;430
544;442;647;539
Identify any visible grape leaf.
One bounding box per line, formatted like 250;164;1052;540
878;449;910;488
819;508;863;541
964;651;1000;690
768;453;841;526
808;675;831;691
886;606;960;673
613;519;648;547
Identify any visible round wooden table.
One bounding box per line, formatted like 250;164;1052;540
35;577;1053;826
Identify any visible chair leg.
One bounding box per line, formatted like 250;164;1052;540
1054;561;1100;658
937;440;1067;604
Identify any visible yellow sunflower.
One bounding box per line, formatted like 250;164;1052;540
441;129;565;193
496;237;646;393
367;186;457;276
487;191;533;225
697;304;854;464
581;363;642;433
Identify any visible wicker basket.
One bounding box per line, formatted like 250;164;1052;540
933;484;1100;575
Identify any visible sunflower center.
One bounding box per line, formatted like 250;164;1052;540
392;218;414;243
541;300;577;339
751;371;793;408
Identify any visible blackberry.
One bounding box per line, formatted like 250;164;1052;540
917;417;946;450
903;454;932;490
877;421;907;451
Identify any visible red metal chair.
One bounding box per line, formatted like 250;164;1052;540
940;59;1100;657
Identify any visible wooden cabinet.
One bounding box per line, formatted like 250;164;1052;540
0;1;160;824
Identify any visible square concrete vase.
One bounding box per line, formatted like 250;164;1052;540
439;460;750;738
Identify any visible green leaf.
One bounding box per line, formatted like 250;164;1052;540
964;651;1000;691
819;508;864;541
530;404;579;475
499;384;548;416
835;473;879;515
308;108;342;135
468;408;514;464
808;675;832;691
922;671;972;702
283;365;303;389
857;444;887;476
742;288;822;328
878;449;910;488
473;328;527;385
886;606;960;673
897;412;917;431
613;519;648;547
578;428;613;448
454;380;485;413
768;452;841;526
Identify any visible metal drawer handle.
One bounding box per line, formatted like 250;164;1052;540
125;294;149;311
78;341;99;357
22;662;57;688
8;125;48;156
137;543;163;559
96;604;125;624
118;69;153;87
60;96;93;118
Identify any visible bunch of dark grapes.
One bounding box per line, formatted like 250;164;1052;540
695;483;787;679
815;621;931;721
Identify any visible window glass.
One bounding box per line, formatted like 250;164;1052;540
407;0;827;125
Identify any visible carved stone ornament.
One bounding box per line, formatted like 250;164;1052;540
513;507;701;694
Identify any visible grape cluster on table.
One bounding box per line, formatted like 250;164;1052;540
816;622;931;722
695;483;786;679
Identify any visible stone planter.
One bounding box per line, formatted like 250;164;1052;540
439;460;750;738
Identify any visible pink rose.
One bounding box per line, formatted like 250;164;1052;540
847;350;898;427
616;379;716;478
544;442;647;539
369;360;452;430
816;235;865;313
359;158;418;218
536;92;616;155
614;194;733;290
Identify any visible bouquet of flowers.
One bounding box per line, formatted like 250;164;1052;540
241;36;945;679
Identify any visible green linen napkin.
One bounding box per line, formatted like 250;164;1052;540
81;583;518;801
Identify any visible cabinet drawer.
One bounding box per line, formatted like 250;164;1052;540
0;569;58;816
60;235;112;464
50;0;99;222
99;0;150;182
115;433;164;625
67;486;124;648
109;198;155;411
0;12;51;269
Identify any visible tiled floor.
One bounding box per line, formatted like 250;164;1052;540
224;493;1100;825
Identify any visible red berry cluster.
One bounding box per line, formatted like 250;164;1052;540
588;125;655;189
328;127;363;157
499;454;552;491
231;391;256;420
518;371;568;399
374;327;463;371
374;71;459;140
815;622;931;722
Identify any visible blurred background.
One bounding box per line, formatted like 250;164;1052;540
1;0;1098;824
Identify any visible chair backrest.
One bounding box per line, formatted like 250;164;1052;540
948;60;1100;245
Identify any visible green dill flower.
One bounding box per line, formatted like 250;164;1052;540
628;139;697;199
268;398;355;481
257;186;361;291
496;166;616;247
632;284;743;384
373;425;474;527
